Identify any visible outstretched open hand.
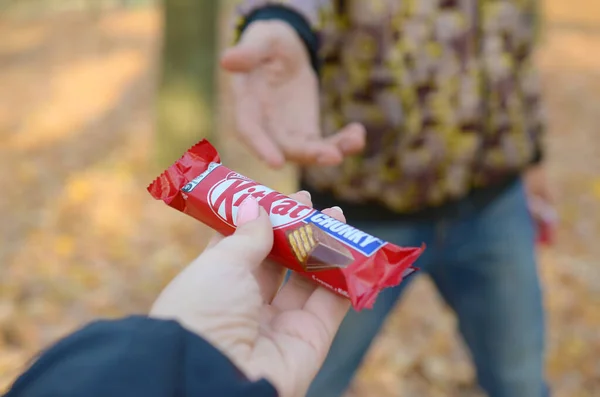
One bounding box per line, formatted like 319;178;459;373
221;20;365;168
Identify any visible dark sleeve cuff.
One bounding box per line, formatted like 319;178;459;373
5;316;278;397
237;5;320;76
531;145;543;165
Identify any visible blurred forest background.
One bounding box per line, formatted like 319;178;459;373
0;0;599;396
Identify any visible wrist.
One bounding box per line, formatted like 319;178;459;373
238;5;320;76
530;146;544;165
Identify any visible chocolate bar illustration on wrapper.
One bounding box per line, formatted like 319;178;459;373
286;223;354;271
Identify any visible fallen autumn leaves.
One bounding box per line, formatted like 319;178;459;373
1;3;600;396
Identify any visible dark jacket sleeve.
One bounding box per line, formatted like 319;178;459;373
4;316;278;397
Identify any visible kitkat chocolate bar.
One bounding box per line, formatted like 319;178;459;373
147;140;424;311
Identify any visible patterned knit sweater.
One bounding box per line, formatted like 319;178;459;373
235;0;545;220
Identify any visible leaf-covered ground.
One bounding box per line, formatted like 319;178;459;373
1;3;599;395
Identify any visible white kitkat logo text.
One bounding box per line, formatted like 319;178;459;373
208;175;314;228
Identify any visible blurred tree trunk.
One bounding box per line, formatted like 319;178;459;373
156;0;219;167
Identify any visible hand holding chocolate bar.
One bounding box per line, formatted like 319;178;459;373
148;139;423;396
151;191;351;397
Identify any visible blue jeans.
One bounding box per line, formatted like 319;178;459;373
305;179;548;397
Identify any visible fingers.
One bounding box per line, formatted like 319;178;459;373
293;204;351;350
206;232;224;249
525;166;554;205
253;190;312;303
221;22;285;167
236;121;286;168
300;204;352;344
280;122;366;166
303;287;351;344
325;122;367;156
270;206;346;310
221;46;264;73
270;272;318;311
282;138;343;167
323;206;346;224
220;23;274;72
233;88;285;168
210;196;273;269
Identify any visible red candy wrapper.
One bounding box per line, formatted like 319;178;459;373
148;140;424;310
529;196;558;246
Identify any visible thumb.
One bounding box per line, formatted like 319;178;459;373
212;196;274;267
220;24;274;72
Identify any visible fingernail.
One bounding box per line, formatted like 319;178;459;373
236;196;260;226
330;206;343;214
298;190;311;199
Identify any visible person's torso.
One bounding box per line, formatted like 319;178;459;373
303;0;544;215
